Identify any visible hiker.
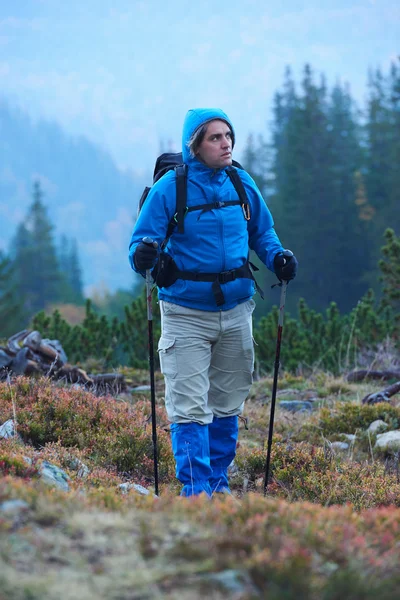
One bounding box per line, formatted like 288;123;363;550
128;108;298;497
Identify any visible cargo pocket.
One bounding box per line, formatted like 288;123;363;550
158;336;178;379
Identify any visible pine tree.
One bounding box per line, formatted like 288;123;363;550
9;222;32;308
387;60;400;233
379;228;400;336
241;134;271;198
11;181;62;315
0;251;25;337
68;238;84;302
326;82;373;308
58;235;84;304
268;65;366;312
365;60;400;242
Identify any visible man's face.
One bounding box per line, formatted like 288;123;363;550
196;120;233;169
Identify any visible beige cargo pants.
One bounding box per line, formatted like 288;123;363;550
158;299;255;425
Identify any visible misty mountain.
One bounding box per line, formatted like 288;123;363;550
0;99;149;293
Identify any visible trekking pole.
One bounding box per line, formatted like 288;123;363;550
263;250;293;496
143;237;159;496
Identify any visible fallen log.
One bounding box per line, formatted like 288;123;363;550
55;365;94;385
7;330;30;354
90;373;127;393
347;369;400;383
362;381;400;405
0;329;126;395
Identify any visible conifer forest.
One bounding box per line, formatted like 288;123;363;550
1;62;399;372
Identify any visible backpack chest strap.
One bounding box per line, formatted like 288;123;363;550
186;199;242;213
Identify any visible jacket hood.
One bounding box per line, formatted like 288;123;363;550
182;108;235;163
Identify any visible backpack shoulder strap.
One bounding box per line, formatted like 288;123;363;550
226;166;250;220
175;164;187;234
160;164;187;250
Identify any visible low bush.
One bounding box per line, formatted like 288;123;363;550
0;377;175;482
233;441;400;509
310;401;400;436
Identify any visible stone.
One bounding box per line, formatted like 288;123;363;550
279;400;313;413
0;419;16;439
200;569;255;595
375;430;400;452
131;385;151;392
331;441;349;451
76;462;90;479
0;499;29;513
228;460;239;476
119;483;152;496
367;420;388;434
341;434;356;442
40;461;70;492
68;457;90;478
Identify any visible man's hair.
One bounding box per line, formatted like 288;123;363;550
187;120;235;157
187;124;208;157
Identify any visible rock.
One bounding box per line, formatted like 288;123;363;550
277;388;300;397
228;460;239;476
40;461;70;492
279;400;313;413
0;499;29;513
0;419;16;439
69;458;90;478
367;420;388;434
375;431;400;452
331;441;349;451
202;569;253;594
119;483;153;496
131;385;151;392
341;434;356;442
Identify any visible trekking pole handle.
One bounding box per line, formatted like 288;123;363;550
142;236;158;249
281;249;294;282
279;250;292;314
143;237;158;321
282;249;293;261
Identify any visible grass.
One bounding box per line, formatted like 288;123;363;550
1;372;400;598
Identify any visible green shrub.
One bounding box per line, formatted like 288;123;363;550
254;292;396;375
315;402;400;435
0;377;174;482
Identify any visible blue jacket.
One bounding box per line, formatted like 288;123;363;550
129;108;284;311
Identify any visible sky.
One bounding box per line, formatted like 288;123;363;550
1;0;399;175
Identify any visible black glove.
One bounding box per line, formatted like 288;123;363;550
134;240;158;271
274;250;298;281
